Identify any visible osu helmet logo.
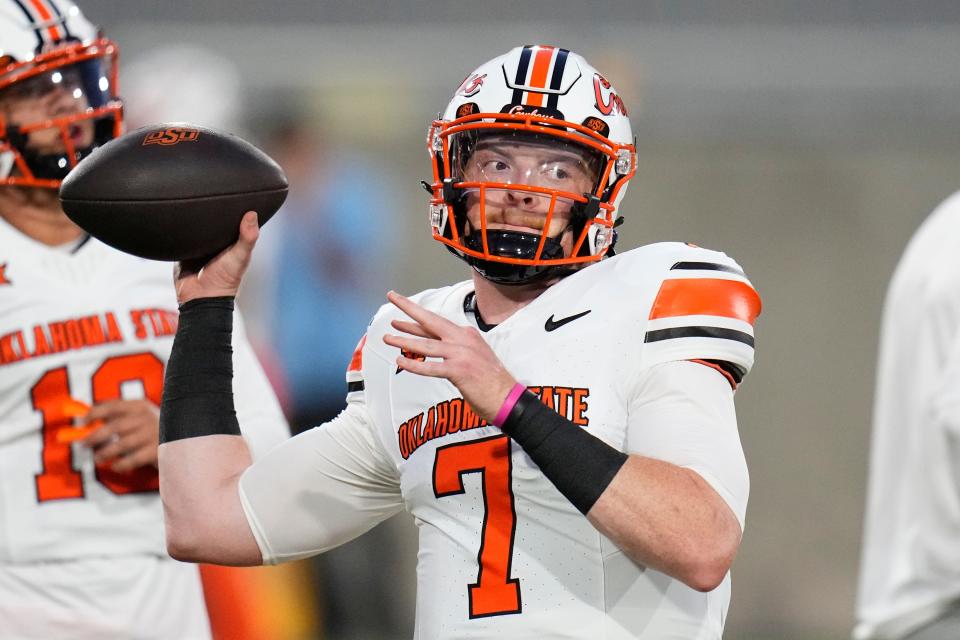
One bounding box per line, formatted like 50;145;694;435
592;73;628;117
143;127;201;146
455;73;487;98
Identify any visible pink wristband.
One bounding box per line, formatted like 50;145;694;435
493;383;527;427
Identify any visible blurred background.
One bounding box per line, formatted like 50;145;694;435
84;1;960;638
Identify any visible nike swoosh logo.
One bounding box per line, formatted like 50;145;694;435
545;310;592;331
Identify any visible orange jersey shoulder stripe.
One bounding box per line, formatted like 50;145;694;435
347;334;366;373
650;278;761;325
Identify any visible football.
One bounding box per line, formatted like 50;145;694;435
59;123;288;261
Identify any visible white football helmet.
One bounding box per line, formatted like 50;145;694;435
0;0;121;189
426;45;636;284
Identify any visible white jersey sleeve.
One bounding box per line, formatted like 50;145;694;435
238;391;403;564
231;309;289;460
626;359;749;528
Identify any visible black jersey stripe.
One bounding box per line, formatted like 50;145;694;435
644;326;754;347
11;0;43;50
670;261;745;276
347;381;365;393
546;48;569;110
512;45;532;103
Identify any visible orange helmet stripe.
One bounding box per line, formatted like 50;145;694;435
650;278;761;325
524;45;555;107
26;0;63;41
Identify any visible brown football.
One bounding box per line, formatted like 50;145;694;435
59;123;287;261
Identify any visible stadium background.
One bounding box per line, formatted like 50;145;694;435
81;1;960;638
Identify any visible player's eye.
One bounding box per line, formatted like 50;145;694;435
482;160;510;174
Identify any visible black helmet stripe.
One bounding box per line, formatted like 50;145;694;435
10;0;44;49
546;48;569;110
511;45;532;104
45;0;72;38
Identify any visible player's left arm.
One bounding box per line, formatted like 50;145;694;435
587;360;746;593
384;290;748;593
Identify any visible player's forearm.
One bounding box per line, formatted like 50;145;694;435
159;436;262;565
587;455;742;592
158;296;262;564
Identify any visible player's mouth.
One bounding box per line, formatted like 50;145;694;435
68;124;86;146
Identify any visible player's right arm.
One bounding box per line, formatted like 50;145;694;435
159;212;265;565
161;213;403;565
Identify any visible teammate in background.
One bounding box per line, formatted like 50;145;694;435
159;46;761;638
855;191;960;640
0;2;288;638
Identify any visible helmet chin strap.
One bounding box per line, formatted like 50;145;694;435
461;227;574;286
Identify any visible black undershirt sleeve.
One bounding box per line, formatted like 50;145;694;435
501;390;629;514
159;296;241;443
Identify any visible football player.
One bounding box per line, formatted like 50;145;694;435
854;191;960;640
0;1;288;638
159;45;761;638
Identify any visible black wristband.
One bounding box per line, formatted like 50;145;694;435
159;296;240;443
501;390;628;514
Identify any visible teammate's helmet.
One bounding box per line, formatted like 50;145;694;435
427;45;636;284
0;0;121;189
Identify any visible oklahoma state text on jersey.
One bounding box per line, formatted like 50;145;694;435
343;242;758;638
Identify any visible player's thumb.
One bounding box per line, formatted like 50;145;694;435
238;211;260;247
231;211;260;262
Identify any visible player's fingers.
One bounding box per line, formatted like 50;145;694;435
80;422;117;448
382;333;447;357
396;355;448;378
92;434;129;462
387;291;459;337
83;400;128;423
390;318;434;339
94;425;155;462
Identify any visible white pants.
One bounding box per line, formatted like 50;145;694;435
0;555;211;640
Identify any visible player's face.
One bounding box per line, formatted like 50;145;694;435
0;66;95;156
461;135;599;253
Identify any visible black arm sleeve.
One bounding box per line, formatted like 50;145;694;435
159;296;241;443
501;390;629;514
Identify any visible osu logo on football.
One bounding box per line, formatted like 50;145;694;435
142;127;201;146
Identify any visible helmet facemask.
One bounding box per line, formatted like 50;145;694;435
0;39;122;189
429;115;629;285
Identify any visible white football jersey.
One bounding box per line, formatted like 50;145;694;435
240;242;759;639
0;217;288;564
855;191;960;639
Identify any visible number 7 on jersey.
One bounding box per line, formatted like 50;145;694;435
433;434;522;618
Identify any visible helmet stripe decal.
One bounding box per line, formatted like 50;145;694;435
546;48;569;110
524;45;555;107
26;0;64;41
9;0;44;49
511;46;532;104
44;0;72;38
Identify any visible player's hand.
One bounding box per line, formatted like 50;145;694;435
79;399;160;472
175;211;259;305
383;290;517;422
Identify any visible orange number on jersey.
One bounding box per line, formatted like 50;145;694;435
31;353;164;502
433;435;521;618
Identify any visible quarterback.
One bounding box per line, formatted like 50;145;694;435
0;1;288;638
160;46;761;638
